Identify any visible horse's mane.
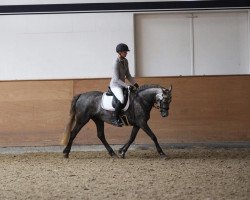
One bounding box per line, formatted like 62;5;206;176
136;84;164;94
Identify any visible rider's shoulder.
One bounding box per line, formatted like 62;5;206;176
113;58;119;66
116;57;128;62
113;57;128;67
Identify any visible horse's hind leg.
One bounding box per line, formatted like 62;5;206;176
63;118;89;158
141;123;166;158
119;126;140;158
93;119;117;157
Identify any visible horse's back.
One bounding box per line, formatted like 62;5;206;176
81;91;103;97
75;91;103;110
77;91;103;101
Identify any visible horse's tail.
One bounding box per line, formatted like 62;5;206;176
60;94;81;146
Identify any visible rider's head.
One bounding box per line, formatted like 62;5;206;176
116;43;130;58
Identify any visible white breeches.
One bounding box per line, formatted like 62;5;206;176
110;87;124;104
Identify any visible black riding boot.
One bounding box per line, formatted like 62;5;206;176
112;100;123;127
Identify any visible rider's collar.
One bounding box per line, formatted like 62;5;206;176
118;57;126;62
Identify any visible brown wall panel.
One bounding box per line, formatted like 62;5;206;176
73;76;250;145
135;76;250;144
0;76;249;146
0;80;73;146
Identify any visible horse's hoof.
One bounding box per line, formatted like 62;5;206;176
118;148;123;154
160;153;167;159
63;153;69;159
109;152;118;158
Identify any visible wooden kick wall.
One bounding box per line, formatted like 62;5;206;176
0;76;249;147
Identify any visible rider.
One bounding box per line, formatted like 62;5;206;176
110;43;139;126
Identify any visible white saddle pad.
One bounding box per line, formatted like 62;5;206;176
101;93;130;111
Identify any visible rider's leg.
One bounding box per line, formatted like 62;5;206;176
110;87;124;126
113;99;123;126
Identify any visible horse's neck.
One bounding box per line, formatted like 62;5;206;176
138;88;162;107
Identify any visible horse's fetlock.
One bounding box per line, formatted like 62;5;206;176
63;153;69;158
159;151;167;158
63;147;70;154
118;148;123;154
118;150;126;159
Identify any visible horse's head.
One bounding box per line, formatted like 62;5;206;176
155;85;172;117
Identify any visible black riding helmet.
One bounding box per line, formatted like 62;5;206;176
116;43;130;53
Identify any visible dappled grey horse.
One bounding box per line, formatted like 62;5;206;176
61;84;172;158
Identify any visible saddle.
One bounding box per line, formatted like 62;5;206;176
101;87;130;112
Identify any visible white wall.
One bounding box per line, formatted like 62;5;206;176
135;13;193;76
135;11;249;77
0;13;134;80
193;12;249;75
0;7;249;80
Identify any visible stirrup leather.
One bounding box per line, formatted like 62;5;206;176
120;115;130;126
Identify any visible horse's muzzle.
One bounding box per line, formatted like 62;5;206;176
161;110;168;117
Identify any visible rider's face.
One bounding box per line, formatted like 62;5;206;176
119;51;128;58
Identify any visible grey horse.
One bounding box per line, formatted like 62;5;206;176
61;84;172;158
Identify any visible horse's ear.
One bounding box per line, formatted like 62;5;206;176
168;85;172;92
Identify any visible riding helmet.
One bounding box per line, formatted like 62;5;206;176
116;43;130;53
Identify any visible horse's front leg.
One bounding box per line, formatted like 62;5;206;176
141;123;166;158
93;119;117;157
119;126;140;158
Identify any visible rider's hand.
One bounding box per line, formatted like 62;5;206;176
134;83;139;89
129;85;137;92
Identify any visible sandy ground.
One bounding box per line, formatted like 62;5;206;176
0;147;249;200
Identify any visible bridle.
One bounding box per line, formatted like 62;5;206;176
154;91;171;111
